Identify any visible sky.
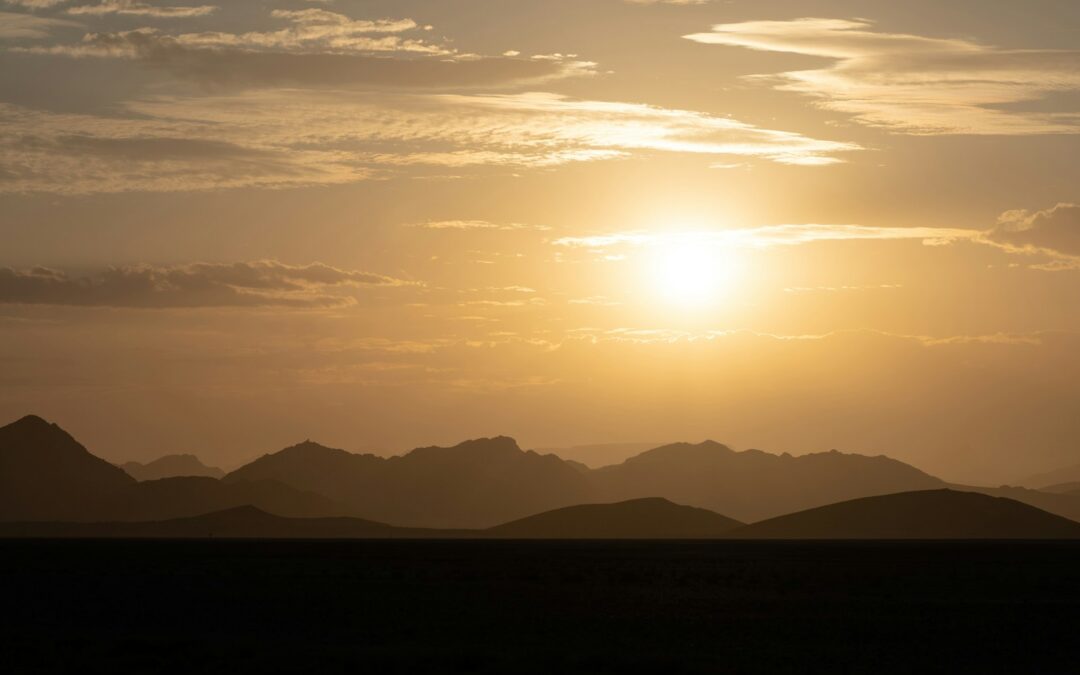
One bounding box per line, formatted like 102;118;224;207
1;0;1078;483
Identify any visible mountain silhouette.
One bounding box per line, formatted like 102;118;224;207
488;498;743;538
0;415;136;521
13;413;1071;536
223;437;947;528
731;489;1080;539
591;441;946;523
535;442;664;468
121;476;351;521
121;454;224;481
224;437;593;528
0;415;355;522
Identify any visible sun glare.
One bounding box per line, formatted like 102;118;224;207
649;238;739;308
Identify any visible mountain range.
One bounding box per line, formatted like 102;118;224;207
2;413;1080;539
223;437;945;527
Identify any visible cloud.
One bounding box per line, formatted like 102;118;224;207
986;203;1080;268
0;261;407;308
553;224;977;250
685;18;1080;135
21;10;592;88
0;89;858;194
0;10;75;38
66;1;217;18
408;220;546;231
3;1;67;8
0;101;369;192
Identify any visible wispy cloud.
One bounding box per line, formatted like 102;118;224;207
0;101;368;193
0;90;859;194
19;10;593;88
0;9;75;38
408;220;546;231
435;92;859;166
67;1;216;18
0;261;408;308
553;224;977;249
685;18;1080;135
2;1;67;8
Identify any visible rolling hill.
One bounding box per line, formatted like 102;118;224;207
489;498;743;538
0;506;440;539
731;490;1080;539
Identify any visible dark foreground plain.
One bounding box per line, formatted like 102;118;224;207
4;540;1080;674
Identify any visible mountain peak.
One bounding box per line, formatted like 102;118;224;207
277;440;352;458
405;436;523;461
622;440;735;465
454;436;521;452
0;414;77;446
5;414;56;433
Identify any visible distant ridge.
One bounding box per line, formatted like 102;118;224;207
592;441;946;523
489;498;743;539
1018;462;1080;490
731;490;1080;539
122;454;225;481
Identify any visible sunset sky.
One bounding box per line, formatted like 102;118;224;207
1;0;1078;483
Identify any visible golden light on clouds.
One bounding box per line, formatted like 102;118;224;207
0;0;1078;484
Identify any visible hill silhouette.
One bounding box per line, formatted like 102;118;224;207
121;454;224;481
731;490;1080;539
0;506;452;539
0;500;745;539
952;484;1080;523
225;437;593;528
489;498;743;538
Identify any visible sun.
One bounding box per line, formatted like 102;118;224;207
649;239;739;308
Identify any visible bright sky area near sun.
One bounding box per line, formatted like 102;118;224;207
1;0;1079;484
